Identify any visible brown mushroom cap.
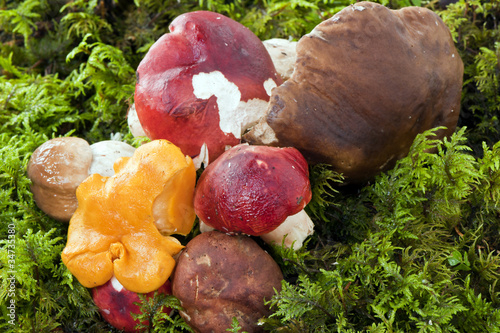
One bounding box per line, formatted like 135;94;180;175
27;137;93;221
172;231;283;332
244;2;464;183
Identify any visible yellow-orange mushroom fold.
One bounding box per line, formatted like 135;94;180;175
62;140;196;293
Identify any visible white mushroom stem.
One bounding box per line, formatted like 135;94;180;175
192;143;210;170
89;141;136;177
127;103;148;137
199;220;216;233
260;209;314;250
199;209;314;250
263;38;298;81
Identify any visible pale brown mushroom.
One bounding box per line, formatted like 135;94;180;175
27;137;93;221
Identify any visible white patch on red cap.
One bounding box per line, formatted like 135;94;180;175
192;71;241;138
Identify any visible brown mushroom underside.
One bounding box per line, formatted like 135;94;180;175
244;2;464;183
172;231;283;333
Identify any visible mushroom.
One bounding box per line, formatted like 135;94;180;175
92;276;173;333
61;140;196;293
263;38;298;81
27;137;136;222
127;103;147;138
171;231;283;333
244;2;464;183
89;140;137;177
134;11;282;168
194;144;314;249
27;137;93;222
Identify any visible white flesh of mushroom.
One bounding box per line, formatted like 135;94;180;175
127;103;148;137
199;209;314;250
260;209;314;250
89;141;136;177
192;71;276;140
263;38;298;81
243;120;279;145
110;276;124;292
192;142;210;170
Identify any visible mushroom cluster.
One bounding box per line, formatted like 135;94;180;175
61;139;196;294
26;3;466;331
27;137;136;222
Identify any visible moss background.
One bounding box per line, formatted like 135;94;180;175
0;0;499;332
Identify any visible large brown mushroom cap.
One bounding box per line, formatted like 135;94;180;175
245;2;464;183
172;231;283;333
27;137;93;221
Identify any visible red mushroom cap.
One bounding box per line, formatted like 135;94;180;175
134;11;282;165
92;277;172;333
194;144;311;236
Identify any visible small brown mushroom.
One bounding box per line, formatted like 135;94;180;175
245;2;464;183
27;137;93;221
172;231;283;333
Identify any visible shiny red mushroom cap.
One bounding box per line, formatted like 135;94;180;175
134;11;282;167
194;144;311;236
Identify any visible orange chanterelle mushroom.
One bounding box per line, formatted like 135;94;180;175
61;140;196;294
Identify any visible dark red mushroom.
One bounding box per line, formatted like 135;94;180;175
92;276;173;332
194;144;313;248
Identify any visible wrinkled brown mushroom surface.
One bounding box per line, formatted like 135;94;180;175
245;2;464;183
172;231;283;333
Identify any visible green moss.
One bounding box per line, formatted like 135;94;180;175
1;0;499;332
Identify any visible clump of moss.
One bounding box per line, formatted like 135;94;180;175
266;128;500;332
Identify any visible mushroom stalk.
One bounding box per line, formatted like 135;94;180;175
259;209;314;250
199;209;314;250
